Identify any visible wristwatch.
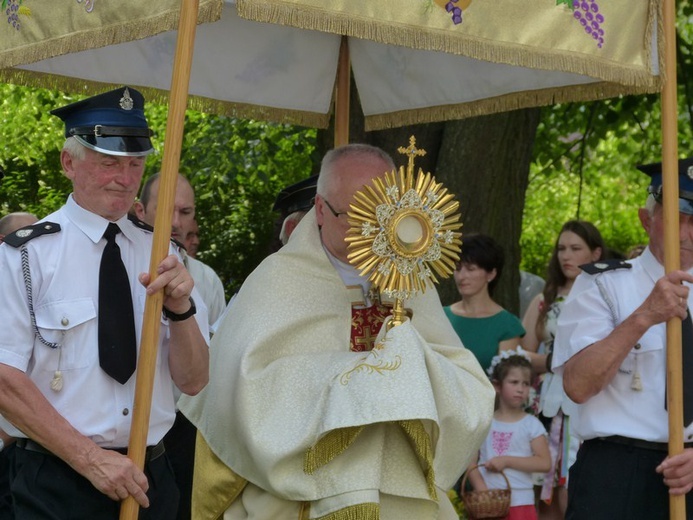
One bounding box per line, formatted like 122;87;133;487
163;297;197;322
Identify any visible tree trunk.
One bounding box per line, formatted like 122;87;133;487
317;80;541;316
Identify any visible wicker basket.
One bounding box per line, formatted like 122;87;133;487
460;465;511;519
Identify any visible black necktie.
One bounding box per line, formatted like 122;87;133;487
681;309;693;426
98;223;137;384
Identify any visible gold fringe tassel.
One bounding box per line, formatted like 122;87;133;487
237;0;661;89
1;0;223;69
191;431;248;520
304;426;365;475
312;503;380;520
398;420;437;501
0;69;330;129
364;80;661;131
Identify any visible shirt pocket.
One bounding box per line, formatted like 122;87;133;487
630;328;664;355
613;328;663;388
34;298;97;370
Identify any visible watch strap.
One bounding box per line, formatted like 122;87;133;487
163;297;196;322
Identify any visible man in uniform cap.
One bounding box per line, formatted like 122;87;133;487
272;174;318;246
553;158;693;519
0;87;209;519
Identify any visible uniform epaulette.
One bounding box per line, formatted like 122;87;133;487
2;222;60;248
126;213;185;250
580;259;632;275
128;213;153;232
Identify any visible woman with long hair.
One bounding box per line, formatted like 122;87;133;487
521;220;605;519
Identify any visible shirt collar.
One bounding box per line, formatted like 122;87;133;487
324;248;368;286
64;194;135;244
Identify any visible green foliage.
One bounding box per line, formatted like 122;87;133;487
521;91;692;275
144;108;317;294
0;84;69;216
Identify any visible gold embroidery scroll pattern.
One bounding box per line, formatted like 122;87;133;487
340;349;402;385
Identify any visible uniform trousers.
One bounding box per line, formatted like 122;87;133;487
10;442;179;520
0;446;14;520
163;411;197;520
567;437;693;520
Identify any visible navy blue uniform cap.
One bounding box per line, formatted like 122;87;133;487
51;87;154;157
272;174;318;215
637;158;693;215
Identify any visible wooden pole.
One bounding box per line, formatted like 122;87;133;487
119;0;200;518
334;35;350;147
662;0;685;517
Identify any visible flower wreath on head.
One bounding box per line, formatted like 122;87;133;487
487;346;532;378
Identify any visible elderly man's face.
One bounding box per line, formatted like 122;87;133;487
315;154;393;263
62;147;145;222
639;202;693;271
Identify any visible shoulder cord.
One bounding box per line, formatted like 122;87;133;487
20;245;60;349
594;276;642;390
594;277;619;326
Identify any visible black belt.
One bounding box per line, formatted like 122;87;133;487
16;438;166;462
594;435;693;452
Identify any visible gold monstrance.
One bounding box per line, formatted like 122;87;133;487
346;137;463;329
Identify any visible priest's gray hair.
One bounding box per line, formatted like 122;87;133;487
316;144;395;198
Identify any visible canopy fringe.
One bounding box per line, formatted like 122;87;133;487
0;68;330;129
365;80;661;131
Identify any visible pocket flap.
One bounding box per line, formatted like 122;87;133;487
35;298;96;331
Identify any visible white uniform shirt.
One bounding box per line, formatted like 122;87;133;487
183;255;226;326
0;195;209;448
553;246;693;443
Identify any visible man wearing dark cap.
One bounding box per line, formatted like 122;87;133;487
272;174;318;246
0;87;209;519
553;159;693;519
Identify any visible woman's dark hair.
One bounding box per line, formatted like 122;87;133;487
456;233;505;295
490;352;533;383
537;220;605;337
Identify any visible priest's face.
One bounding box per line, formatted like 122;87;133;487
316;153;392;263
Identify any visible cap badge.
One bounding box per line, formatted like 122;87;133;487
119;88;134;111
687;165;693;179
16;229;33;238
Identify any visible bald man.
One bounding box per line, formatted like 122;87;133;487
180;144;494;520
135;173;226;327
0;212;38;243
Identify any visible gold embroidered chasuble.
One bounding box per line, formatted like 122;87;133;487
179;209;494;520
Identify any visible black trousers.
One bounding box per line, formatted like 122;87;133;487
10;444;179;520
0;446;14;520
162;411;197;520
567;438;693;520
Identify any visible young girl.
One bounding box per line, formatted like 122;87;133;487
467;348;550;520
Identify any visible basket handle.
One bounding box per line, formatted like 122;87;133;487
460;464;511;493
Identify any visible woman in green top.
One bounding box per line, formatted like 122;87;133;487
444;233;525;371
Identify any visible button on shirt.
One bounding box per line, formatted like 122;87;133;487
553;246;693;443
0;195;209;448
